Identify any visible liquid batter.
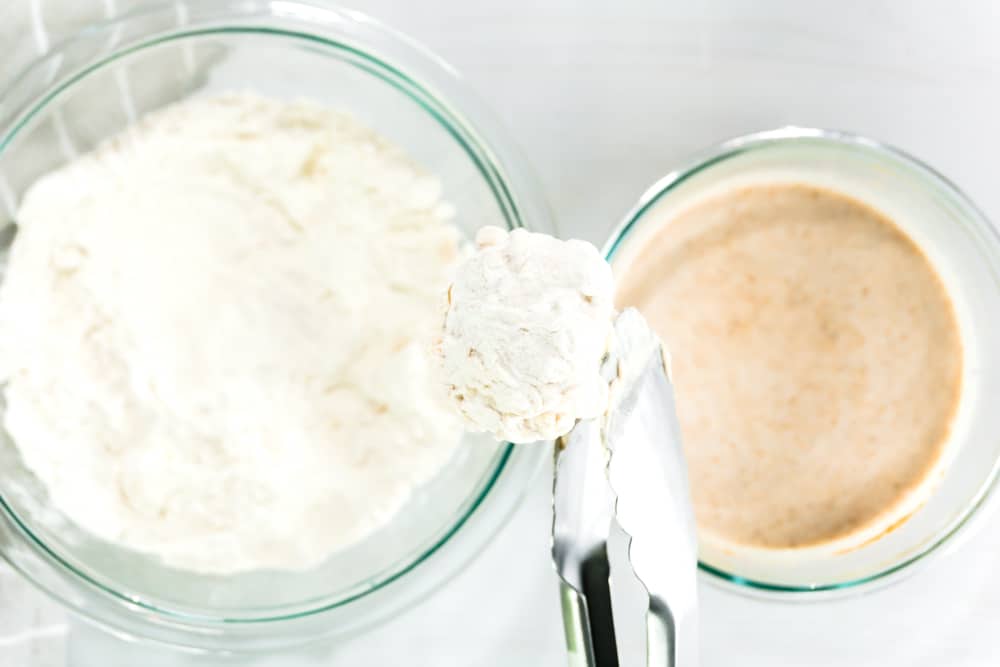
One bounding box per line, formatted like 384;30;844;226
615;183;963;550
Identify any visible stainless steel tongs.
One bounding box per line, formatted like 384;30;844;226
552;309;699;667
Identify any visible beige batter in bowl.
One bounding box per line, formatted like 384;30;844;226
618;181;963;555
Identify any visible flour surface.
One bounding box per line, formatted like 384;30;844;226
0;93;464;573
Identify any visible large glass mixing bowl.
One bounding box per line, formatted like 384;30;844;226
0;1;552;652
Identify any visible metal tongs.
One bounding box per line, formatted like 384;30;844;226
552;309;699;667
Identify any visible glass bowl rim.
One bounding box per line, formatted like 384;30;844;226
0;1;545;628
602;126;1000;597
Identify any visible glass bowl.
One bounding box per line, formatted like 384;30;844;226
0;0;551;651
605;128;1000;596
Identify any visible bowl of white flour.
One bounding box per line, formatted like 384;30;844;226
0;1;553;651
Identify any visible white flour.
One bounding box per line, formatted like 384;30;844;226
439;226;615;443
0;93;464;573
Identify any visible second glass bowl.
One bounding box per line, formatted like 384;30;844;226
606;128;1000;596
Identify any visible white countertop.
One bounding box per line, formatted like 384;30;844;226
2;1;1000;665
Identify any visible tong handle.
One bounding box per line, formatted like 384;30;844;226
559;581;594;667
558;548;619;667
560;569;690;667
646;598;675;667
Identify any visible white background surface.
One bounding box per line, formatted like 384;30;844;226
2;1;1000;665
